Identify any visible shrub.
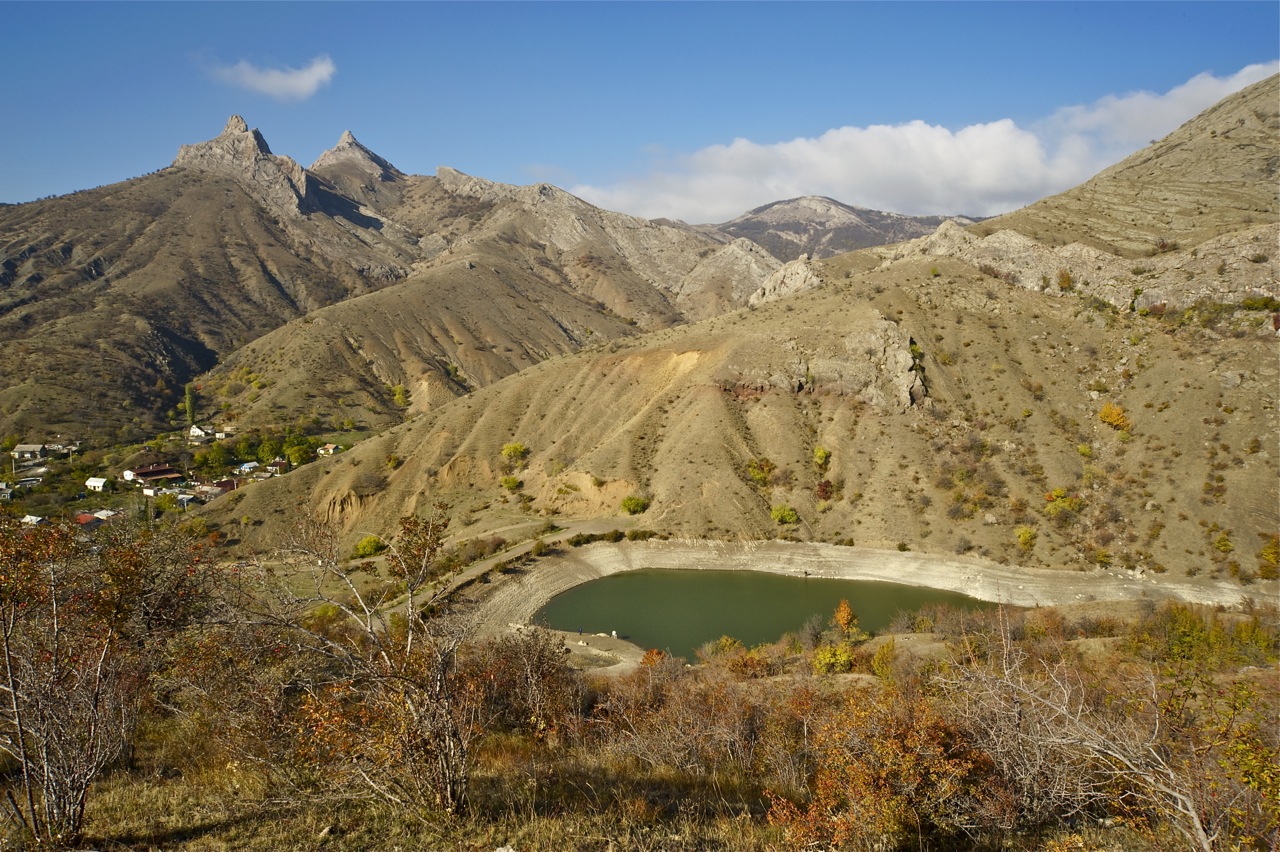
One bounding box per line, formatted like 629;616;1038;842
500;476;522;492
500;442;529;471
1241;295;1280;311
1056;269;1074;291
771;504;799;525
1015;526;1037;553
747;457;776;487
1098;402;1132;432
353;534;387;558
1258;533;1279;581
812;642;858;674
812;446;831;471
871;638;897;681
620;495;650;515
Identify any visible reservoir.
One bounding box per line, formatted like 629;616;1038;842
532;568;995;660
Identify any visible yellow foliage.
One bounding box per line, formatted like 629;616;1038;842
1098;401;1132;432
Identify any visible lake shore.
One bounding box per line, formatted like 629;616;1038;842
469;538;1270;672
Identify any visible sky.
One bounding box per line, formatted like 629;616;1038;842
1;2;1276;223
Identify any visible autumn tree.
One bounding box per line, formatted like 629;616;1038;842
240;504;479;816
0;515;213;845
936;613;1279;850
769;685;1002;850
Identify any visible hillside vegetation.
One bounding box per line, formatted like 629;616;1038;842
0;74;1276;852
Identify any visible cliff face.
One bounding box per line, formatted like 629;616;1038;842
173;115;320;215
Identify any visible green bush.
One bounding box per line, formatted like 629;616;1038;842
747;458;776;487
812;642;857;674
500;476;522;492
500;442;530;465
771;504;799;525
620;495;650;515
353;535;387;558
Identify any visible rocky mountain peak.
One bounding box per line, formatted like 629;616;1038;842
708;196;967;262
310;130;402;179
222;114;250;136
172;116;315;215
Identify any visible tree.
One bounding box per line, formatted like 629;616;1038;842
936;617;1278;850
769;685;1001;850
242;504;479;815
833;599;856;636
0;516;213;845
256;435;283;465
500;442;529;473
184;383;197;425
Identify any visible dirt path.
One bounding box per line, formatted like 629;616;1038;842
467;538;1274;672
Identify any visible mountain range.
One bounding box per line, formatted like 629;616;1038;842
206;75;1279;585
1;75;1277;586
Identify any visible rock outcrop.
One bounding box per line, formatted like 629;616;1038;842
749;255;824;306
311;130;402;180
880;218;1279;311
173;115;318;215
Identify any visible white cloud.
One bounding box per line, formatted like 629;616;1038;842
573;62;1278;223
211;55;336;101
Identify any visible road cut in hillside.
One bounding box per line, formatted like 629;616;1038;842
472;538;1271;642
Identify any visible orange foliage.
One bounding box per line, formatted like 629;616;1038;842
769;686;1005;849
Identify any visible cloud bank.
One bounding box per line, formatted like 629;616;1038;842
573;63;1277;224
211;55;336;101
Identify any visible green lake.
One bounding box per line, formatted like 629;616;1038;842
532;568;994;660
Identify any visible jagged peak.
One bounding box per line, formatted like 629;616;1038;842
310;129;401;176
222;115;249;135
172;116;313;215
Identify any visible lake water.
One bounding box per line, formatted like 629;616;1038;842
532;568;994;660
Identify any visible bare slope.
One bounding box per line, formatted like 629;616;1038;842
0;168;412;439
199;163;783;429
212;250;1279;589
970;74;1279;257
1;118;777;439
875;74;1279;313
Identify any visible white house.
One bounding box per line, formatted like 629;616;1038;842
85;477;108;493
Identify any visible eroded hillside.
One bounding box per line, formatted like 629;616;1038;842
213;249;1279;587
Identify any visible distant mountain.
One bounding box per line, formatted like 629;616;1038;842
690;196;973;262
215;77;1279;587
0;118;779;439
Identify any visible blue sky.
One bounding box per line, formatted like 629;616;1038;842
2;2;1275;222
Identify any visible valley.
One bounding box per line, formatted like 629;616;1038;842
0;71;1276;852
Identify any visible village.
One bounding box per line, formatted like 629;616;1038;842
0;423;354;530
